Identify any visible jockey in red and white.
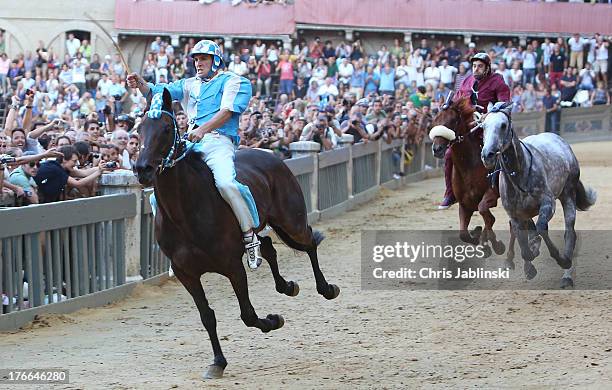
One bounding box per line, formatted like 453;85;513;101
438;52;511;209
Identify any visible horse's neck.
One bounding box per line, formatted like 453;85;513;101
502;136;531;186
154;162;215;222
451;133;481;167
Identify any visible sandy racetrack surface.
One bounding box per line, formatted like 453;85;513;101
1;142;611;389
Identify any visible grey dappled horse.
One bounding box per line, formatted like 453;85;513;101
480;102;597;288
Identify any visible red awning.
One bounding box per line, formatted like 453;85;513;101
115;0;612;37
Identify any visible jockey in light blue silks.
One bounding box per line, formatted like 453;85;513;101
127;40;264;269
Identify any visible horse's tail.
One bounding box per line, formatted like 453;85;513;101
312;229;325;247
576;180;597;211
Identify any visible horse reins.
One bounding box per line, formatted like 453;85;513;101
156;110;191;174
489;108;534;194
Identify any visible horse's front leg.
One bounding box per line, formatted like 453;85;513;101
536;196;571;269
458;203;479;245
506;221;516;270
478;189;505;255
172;265;227;379
514;219;538;279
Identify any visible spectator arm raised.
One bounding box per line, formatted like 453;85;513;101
28;121;57;139
22;107;33;135
4;96;20;133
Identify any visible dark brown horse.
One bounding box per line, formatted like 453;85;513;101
429;96;505;255
134;88;340;379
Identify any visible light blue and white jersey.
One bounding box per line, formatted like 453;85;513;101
148;71;252;144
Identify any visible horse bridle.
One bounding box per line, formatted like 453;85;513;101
488;105;533;193
154;109;189;174
439;91;480;148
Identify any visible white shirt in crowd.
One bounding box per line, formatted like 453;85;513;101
395;64;410;81
568;36;587;52
22;77;35;90
71;63;87;84
121;149;131;170
509;68;523;84
438;65;457;85
541;42;554;66
97;78;113;97
424;66;441;84
587;37;597;63
596;42;608;61
228;60;248;76
66;37;81;58
317;83;339;98
496;68;512;86
338;62;354;78
253;43;266;58
522;51;537;70
267;48;279;63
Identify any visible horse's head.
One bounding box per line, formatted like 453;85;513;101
134;88;177;186
481;102;513;169
429;95;474;159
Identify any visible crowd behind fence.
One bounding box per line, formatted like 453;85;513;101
1;27;610;207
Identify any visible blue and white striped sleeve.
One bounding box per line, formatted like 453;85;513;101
147;79;186;101
220;75;252;114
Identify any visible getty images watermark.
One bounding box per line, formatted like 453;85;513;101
361;230;612;290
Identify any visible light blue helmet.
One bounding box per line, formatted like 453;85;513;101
190;39;224;78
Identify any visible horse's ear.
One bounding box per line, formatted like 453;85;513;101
162;88;172;112
487;102;494;113
144;90;152;113
442;90;454;110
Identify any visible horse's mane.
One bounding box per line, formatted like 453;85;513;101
453;97;476;124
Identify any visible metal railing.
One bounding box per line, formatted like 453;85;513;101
140;189;171;279
1;194;136;314
284;138;439;221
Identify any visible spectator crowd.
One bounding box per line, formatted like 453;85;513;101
0;29;610;207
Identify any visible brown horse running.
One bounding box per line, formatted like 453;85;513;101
429;96;505;256
134;88;340;379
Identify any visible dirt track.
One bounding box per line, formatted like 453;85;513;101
1;142;611;389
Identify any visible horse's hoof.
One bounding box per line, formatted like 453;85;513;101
481;245;492;258
203;364;225;379
504;260;515;271
459;232;473;244
287;281;300;297
492;241;506;255
506;250;515;262
560;277;574;289
266;314;285;330
524;262;537;280
324;284;340;300
528;236;541;258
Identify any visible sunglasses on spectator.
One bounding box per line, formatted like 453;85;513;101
0;144;7;148
28;162;40;168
